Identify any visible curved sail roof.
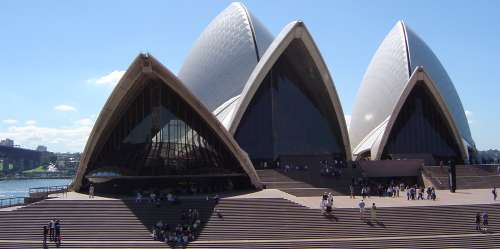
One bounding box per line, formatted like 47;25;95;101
350;21;474;155
72;54;262;191
178;2;273;111
370;67;468;161
228;21;351;160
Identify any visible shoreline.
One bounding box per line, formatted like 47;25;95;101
0;176;74;181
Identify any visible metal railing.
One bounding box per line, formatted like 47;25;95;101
0;185;70;209
28;185;69;198
0;197;25;208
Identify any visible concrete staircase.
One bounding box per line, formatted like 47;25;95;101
2;197;500;248
423;165;500;189
257;167;363;197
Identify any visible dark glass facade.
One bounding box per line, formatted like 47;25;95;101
235;40;345;164
382;82;462;163
86;80;242;177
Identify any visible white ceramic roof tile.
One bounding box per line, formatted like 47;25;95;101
350;22;409;150
350;21;475;153
405;26;474;146
178;3;273;111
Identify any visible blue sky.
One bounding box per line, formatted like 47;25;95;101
0;0;498;152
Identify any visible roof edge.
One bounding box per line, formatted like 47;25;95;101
371;66;468;162
236;2;261;61
227;20;352;161
72;53;262;191
399;20;412;76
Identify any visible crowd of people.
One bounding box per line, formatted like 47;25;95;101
348;179;437;201
319;159;346;177
405;186;437;201
43;218;62;248
135;190;178;207
273;158;347;178
152;208;202;245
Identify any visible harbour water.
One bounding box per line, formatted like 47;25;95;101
0;178;73;199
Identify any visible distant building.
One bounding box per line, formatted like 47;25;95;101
36;145;48;152
0;146;42;172
0;138;14;147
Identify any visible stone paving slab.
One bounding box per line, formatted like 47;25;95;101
46;188;500;210
225;188;500;209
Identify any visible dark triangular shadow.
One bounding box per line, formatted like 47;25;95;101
124;197;216;248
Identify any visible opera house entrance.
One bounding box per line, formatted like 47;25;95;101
72;54;261;194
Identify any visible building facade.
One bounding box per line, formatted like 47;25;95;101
179;3;351;168
350;21;475;165
73;5;476;192
73;54;260;192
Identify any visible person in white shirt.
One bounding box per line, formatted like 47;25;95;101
358;200;366;220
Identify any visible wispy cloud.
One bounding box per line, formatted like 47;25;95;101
54;104;77;112
465;110;474;124
25;120;37;125
0;118;95;152
88;70;125;87
2;119;18;125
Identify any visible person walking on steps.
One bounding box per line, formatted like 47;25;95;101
55;219;61;247
371;203;377;222
482;211;489;232
475;212;481;231
359;200;366;220
43;225;48;247
49;219;55;241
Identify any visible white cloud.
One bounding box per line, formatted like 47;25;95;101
74;118;93;126
25;120;37;125
364;113;373;121
54;104;77;112
344;114;351;128
465;110;474;124
2;119;17;125
0;118;95;152
89;70;125;87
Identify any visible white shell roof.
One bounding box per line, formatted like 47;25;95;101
177;2;273;111
350;21;474;154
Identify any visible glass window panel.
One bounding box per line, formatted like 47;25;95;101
383;83;462;164
235;41;346;164
87;80;242;176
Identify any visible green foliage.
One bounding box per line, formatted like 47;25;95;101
22;165;46;173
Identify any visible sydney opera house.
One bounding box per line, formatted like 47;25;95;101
350;21;475;166
72;3;474;192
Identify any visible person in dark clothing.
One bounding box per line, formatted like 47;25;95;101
43;225;48;246
475;213;481;231
55;220;61;246
482;212;489;232
48;219;54;241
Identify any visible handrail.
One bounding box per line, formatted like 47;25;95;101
29;185;69;194
424;164;500;167
0;197;25;208
1;184;70;209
